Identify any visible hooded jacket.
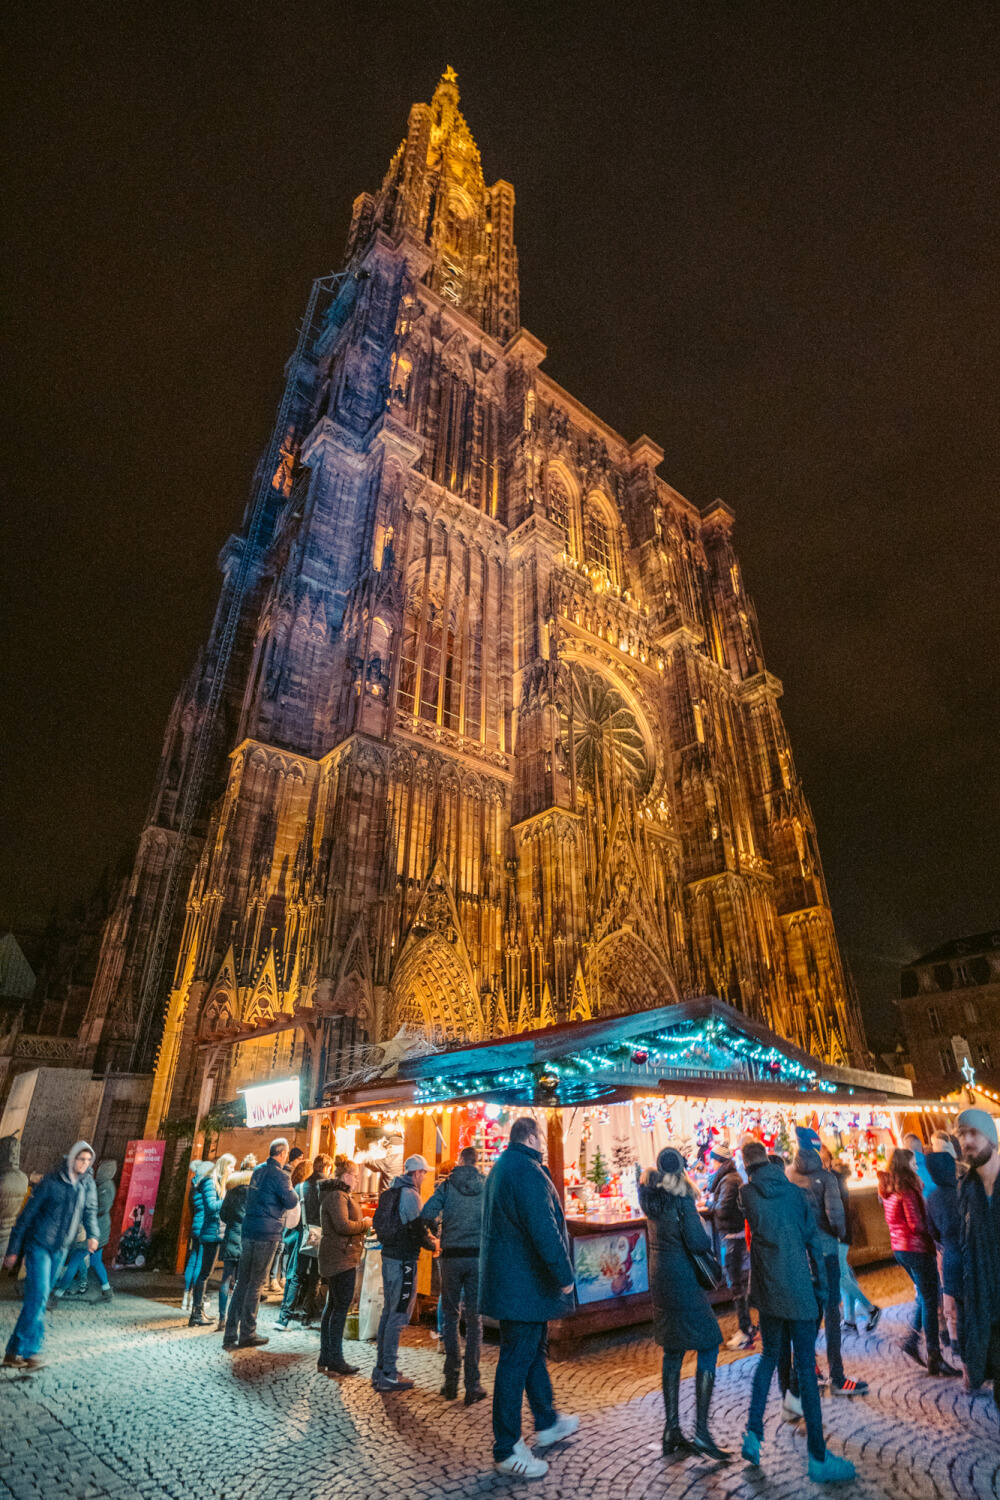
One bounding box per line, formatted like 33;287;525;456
740;1159;827;1321
786;1148;846;1253
377;1173;438;1261
958;1161;1000;1388
924;1151;962;1295
219;1169;252;1262
639;1171;722;1351
707;1157;745;1236
191;1166;224;1243
188;1160;213;1239
318;1177;367;1278
0;1134;29;1259
7;1141;99;1260
479;1141;574;1323
94;1161;117;1248
421;1163;485;1252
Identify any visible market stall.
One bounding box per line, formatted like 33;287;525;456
317;996;931;1341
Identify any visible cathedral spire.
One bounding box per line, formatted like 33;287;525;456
346;69;520;342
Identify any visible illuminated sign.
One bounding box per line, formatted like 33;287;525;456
244;1077;301;1129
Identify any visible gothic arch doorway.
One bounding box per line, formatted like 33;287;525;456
590;929;678;1017
387;932;485;1045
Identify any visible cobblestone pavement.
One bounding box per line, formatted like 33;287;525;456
0;1267;996;1500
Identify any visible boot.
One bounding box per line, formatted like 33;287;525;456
660;1361;689;1455
688;1367;731;1463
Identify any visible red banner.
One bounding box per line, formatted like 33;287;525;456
108;1139;166;1269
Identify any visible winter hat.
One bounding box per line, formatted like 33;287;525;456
710;1144;732;1162
956;1108;999;1148
657;1147;686;1175
795;1126;822;1153
404;1154;430;1172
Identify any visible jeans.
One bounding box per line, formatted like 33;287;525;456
224;1237;278;1345
276;1236;302;1323
821;1250;845;1385
749;1314;826;1462
320;1268;357;1368
56;1244;110;1293
722;1232;752;1335
441;1254;482;1391
217;1257;238;1322
837;1241;873;1322
493;1320;558;1463
183;1239;201;1294
6;1245;65;1360
895;1249;941;1360
191;1239;219;1315
375;1257;418;1381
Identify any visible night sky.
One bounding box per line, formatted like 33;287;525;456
4;3;998;1047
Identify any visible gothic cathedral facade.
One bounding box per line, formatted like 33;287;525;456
80;70;868;1132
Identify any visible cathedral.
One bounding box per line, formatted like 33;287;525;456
79;69;868;1136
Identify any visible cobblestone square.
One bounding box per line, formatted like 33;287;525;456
0;1267;995;1500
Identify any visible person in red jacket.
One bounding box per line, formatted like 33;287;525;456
878;1149;959;1376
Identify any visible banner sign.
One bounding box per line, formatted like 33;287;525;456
109;1139;166;1269
244;1076;301;1129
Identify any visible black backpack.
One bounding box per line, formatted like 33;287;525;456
372;1183;404;1246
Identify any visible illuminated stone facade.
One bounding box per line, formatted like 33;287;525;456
80;70;868;1130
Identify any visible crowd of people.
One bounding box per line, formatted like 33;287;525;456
2;1105;997;1485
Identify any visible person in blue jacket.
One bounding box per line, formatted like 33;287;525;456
222;1138;298;1350
3;1140;99;1369
480;1115;579;1480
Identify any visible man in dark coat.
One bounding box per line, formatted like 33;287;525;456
223;1138;298;1351
422;1145;487;1404
786;1127;867;1397
480;1116;578;1479
3;1141;99;1370
956;1108;1000;1410
707;1144;754;1346
737;1142;855;1483
925;1150;963;1356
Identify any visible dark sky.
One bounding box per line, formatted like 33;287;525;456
4;2;998;1047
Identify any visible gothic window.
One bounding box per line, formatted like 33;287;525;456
938;1043;954;1076
547;474;572;548
584;502;614;581
557;665;650;799
977;1040;993;1069
927;1004;942;1033
963;998;979;1024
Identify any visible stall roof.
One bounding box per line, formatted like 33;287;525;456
324;997;915;1111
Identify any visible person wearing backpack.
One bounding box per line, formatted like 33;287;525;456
422;1145;487;1405
371;1153;438;1392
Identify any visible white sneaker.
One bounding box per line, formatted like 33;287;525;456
495;1440;548;1479
726;1330;746;1349
534;1414;579;1448
181;1291;191;1314
782;1390;803;1422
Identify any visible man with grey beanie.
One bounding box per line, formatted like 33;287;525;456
956;1108;1000;1410
371;1153;438;1391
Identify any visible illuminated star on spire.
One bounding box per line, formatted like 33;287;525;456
442;65;458;84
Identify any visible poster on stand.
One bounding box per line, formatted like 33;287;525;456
572;1226;649;1305
109;1140;166;1268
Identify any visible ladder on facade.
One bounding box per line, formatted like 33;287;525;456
127;269;348;1074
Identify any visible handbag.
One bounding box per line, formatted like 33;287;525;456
688;1245;724;1292
302;1223;321;1251
676;1198;723;1291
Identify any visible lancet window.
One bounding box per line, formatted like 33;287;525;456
584;503;615;581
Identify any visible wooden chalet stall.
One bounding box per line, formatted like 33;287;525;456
320;997;923;1345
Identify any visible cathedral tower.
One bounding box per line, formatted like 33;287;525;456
79;70;868;1134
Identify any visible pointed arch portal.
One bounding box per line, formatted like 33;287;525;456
388;932;485;1045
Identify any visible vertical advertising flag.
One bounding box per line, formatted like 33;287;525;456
109;1139;166;1268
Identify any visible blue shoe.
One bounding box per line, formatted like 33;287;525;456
741;1431;761;1465
808;1452;856;1484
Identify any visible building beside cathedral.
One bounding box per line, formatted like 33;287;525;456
78;69;868;1136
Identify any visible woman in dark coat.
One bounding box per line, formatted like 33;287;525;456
638;1147;728;1462
217;1156;255;1331
317;1159;368;1375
